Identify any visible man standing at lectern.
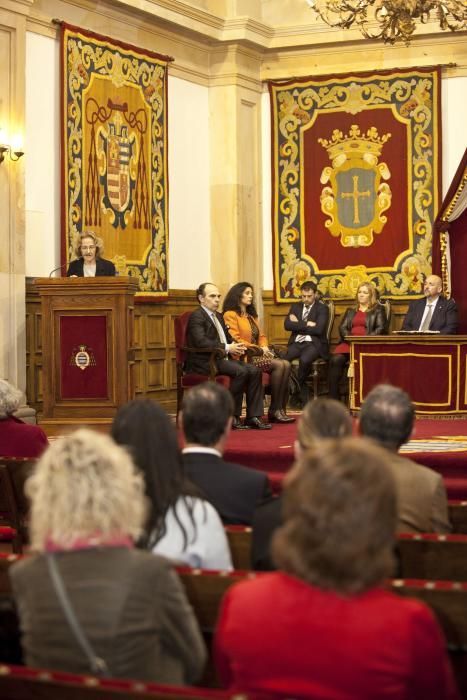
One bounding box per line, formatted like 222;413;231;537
401;274;458;334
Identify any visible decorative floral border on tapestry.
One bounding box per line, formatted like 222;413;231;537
60;23;172;298
269;67;441;302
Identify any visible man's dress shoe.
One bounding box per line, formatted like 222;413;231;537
245;417;272;430
232;416;251;430
268;410;295;424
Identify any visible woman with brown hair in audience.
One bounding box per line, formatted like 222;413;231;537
328;281;386;399
223;281;294;423
251;398;352;570
10;429;206;683
216;438;460;699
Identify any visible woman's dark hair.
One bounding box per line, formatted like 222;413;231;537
223;282;258;317
111;399;198;549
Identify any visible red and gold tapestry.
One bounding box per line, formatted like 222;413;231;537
269;67;441;302
61;24;172;298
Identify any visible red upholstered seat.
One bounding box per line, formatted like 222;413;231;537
174;311;232;419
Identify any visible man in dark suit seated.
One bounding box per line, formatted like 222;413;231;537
180;383;271;525
401;274;458;333
186;282;270;430
284;280;329;405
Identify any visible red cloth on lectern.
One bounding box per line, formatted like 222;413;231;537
60;316;108;399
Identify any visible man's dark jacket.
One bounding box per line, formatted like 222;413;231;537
401;295;458;334
182;451;270;525
284;301;329;359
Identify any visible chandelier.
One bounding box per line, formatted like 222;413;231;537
306;1;467;45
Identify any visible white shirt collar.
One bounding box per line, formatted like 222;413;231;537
182;446;222;458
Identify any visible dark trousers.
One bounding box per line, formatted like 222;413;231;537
217;359;264;418
285;342;321;386
328;352;349;399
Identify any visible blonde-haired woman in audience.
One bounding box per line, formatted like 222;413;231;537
216;438;460;699
9;429;206;683
0;379;48;458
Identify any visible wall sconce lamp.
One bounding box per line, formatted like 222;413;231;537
0;130;24;164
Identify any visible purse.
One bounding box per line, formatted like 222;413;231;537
251;352;274;372
46;553;109;677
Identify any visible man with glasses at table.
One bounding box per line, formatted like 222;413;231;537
186;283;271;430
401;274;458;334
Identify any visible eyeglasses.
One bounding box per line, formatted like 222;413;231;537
81;245;96;251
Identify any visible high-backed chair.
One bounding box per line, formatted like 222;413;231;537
174;311;231;418
379;298;392;333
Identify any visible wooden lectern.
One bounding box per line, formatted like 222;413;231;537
34;277;139;434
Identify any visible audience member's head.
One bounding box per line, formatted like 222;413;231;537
359;383;414;451
273;438;397;594
111;399;188;547
26;428;145;551
297;398;352;454
0;379;22;419
182;383;234;448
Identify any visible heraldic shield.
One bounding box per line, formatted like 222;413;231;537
318;125;392;248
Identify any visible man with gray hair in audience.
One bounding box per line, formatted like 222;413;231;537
359;383;451;534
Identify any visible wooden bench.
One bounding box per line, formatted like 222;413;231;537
0;557;466;695
448;500;467;534
397;533;467;581
224;527;251;571
0;663;243;700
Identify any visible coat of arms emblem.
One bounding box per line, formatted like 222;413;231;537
318;125;392;248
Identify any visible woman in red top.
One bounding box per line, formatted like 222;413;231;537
328;281;386;399
215;438;460;700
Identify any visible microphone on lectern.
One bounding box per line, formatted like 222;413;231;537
48;262;69;278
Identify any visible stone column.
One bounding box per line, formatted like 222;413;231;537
209;43;264;303
0;3;30;403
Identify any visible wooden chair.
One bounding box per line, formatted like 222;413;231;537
397;533;467;581
173;311;231;418
448;501;467;534
224;526;252;570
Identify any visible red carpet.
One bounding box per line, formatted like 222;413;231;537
224;417;467;498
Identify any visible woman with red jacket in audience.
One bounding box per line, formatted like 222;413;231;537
215;438;460;700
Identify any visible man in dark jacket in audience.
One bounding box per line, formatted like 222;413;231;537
180;383;271;525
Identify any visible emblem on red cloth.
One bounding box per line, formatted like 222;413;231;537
70;345;96;371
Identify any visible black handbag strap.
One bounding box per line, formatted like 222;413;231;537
46;553;109;677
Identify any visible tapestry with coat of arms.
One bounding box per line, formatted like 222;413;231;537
61;24;172;297
269;67;441;302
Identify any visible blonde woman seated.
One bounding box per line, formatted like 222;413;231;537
223;282;294;423
9;429;206;683
328;281;386;399
215;438;459;699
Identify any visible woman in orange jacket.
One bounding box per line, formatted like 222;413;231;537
223;282;294;423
